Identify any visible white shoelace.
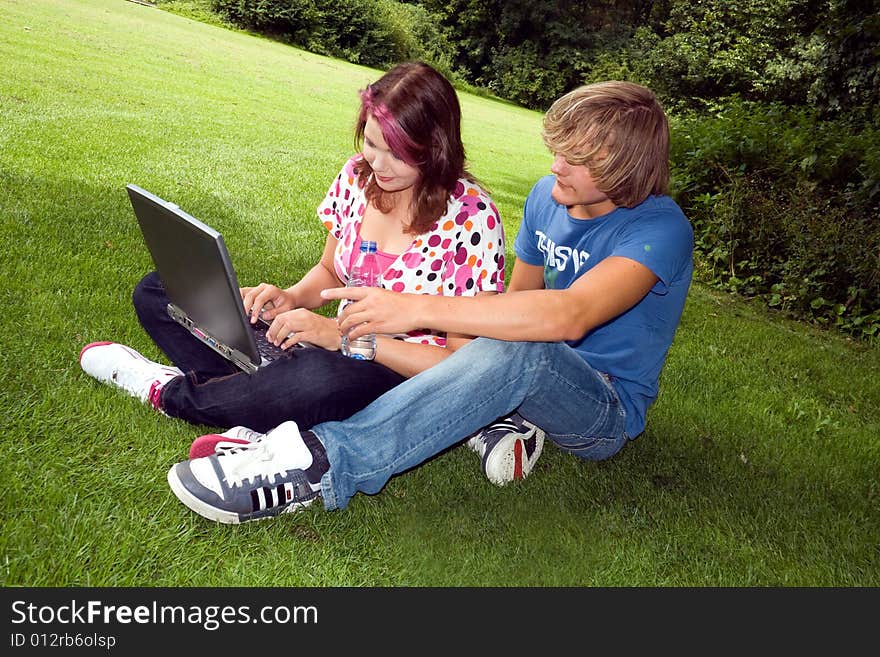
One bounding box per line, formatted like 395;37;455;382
222;441;286;489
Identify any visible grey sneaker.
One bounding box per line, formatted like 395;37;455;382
467;414;545;486
167;421;320;524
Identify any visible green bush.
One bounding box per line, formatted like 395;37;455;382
671;98;880;339
488;43;579;110
210;0;455;73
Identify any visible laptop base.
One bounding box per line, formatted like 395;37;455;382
167;303;263;374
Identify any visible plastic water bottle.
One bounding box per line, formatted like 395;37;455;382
339;240;381;360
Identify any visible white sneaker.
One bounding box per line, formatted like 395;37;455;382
79;341;182;407
168;421;320;524
467;414;545;486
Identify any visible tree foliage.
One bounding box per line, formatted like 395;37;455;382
417;0;879;116
594;0;880;119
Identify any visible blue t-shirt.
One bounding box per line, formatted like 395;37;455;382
514;174;694;438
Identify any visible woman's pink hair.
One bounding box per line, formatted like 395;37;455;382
354;62;473;234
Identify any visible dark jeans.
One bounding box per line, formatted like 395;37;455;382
132;272;406;433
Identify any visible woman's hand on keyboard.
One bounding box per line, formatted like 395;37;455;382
241;283;296;324
266;309;341;351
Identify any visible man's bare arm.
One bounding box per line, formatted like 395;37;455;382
324;256;658;343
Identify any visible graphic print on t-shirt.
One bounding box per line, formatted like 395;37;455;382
534;229;591;288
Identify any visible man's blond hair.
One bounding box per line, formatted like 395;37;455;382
542;81;669;208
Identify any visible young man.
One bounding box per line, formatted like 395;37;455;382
166;81;695;524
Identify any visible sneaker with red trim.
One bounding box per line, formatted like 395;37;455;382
467;413;545;486
168;421;320;524
189;426;265;459
79;341;182;409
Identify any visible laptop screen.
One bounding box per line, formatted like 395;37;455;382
126;184;260;367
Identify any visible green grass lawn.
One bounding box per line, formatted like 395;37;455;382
1;0;878;587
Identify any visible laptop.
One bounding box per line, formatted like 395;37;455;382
126;184;301;374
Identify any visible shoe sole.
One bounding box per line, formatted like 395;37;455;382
166;464;315;524
482;430;545;486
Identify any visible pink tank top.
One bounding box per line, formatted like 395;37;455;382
349;235;398;279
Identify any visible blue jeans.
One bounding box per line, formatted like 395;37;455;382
132;272;405;433
313;337;629;510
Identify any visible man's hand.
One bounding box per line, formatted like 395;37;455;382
241;283;296;323
266;309;341;351
321;287;423;340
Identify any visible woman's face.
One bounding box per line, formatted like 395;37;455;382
362;114;420;194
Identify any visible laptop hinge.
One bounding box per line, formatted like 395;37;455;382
166;303;258;374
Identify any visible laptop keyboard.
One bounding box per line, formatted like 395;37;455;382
252;324;291;362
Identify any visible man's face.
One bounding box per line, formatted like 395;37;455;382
549;153;609;209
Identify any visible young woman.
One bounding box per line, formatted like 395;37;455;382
80;61;506;434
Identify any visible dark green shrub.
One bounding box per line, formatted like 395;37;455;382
211;0;454;72
211;0;321;45
671;98;880;339
488;43;582;111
